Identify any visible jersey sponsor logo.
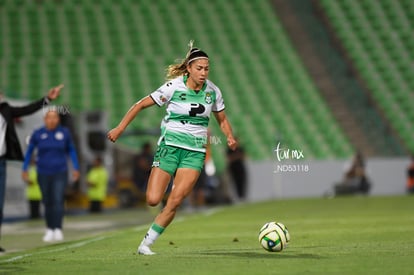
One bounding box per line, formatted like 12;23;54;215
55;132;64;140
194;136;208;147
40;133;48;139
159;95;167;103
189;103;205;116
179;93;186;101
205;92;212;104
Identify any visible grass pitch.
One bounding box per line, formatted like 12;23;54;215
0;196;413;274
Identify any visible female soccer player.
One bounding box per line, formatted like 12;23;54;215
107;41;237;255
22;108;80;242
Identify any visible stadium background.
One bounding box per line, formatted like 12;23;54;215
0;0;413;213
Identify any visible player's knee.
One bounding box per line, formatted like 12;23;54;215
147;201;158;207
146;194;162;207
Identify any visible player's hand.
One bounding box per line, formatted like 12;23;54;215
47;84;64;100
107;127;123;143
22;171;29;183
227;135;238;151
72;170;80;182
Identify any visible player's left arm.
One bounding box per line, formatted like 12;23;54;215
213;110;237;151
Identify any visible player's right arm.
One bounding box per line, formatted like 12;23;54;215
107;96;156;142
107;79;176;142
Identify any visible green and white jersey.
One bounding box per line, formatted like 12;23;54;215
150;75;225;152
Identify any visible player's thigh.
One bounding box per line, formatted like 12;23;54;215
146;167;171;204
168;168;201;202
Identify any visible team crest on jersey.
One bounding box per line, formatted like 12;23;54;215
55;131;64;140
205;92;212;104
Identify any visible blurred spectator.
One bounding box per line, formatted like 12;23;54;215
133;142;153;192
226;138;248;200
87;156;109;213
0;85;62;252
406;155;414;194
26;159;42;219
22;107;80;242
334;151;371;196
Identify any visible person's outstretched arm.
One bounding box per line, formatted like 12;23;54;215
10;84;63;117
107;96;156;142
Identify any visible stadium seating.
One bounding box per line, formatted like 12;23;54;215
0;0;353;171
320;0;414;153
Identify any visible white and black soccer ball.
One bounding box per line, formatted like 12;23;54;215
258;222;290;252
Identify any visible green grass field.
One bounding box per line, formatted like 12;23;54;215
0;196;413;274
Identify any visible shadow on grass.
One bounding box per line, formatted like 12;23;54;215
196;249;324;259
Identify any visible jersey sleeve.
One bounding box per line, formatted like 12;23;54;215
212;86;225;112
149;80;176;107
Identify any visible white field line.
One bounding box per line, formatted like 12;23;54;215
2;206;225;263
1;236;106;263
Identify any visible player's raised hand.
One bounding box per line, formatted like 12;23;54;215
107;127;123;143
47;84;64;100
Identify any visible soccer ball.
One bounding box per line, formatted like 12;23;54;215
258;222;290;252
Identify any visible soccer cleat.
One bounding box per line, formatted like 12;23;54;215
54;229;64;241
137;244;155;255
43;229;54;242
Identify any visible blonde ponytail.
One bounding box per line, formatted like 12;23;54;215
165;61;188;80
